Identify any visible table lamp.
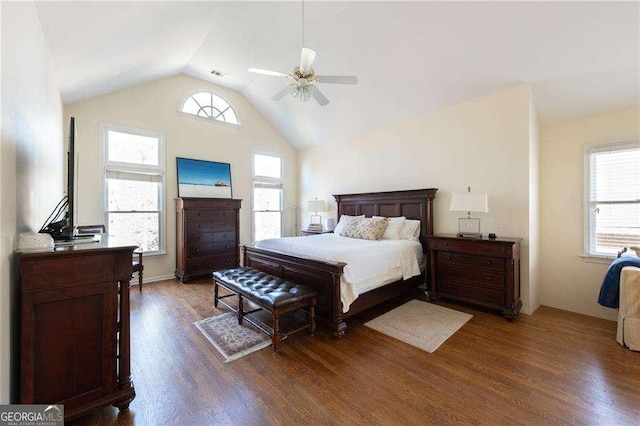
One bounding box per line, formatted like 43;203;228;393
449;188;489;238
307;199;327;231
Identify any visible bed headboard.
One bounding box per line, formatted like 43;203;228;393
333;188;438;251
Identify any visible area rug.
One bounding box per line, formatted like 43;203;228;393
194;312;271;363
364;300;472;353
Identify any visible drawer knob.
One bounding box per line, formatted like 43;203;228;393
485;276;492;281
443;242;449;246
446;255;453;260
196;249;200;253
226;246;230;250
484;246;491;251
486;260;493;265
487;292;492;297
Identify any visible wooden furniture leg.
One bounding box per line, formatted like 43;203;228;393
273;310;281;352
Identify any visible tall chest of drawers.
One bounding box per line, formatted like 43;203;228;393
428;234;522;321
176;197;241;282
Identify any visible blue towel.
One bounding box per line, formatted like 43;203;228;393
598;256;640;309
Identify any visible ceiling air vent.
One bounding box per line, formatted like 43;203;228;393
210;69;227;78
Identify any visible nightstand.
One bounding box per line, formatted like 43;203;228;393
428;234;522;321
300;230;333;236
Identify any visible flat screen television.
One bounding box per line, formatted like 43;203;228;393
39;117;77;240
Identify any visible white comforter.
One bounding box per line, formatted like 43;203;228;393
255;234;423;312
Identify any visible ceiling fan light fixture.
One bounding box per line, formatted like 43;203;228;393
248;0;356;106
290;82;313;102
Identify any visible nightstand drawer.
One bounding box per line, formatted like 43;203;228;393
431;239;509;257
437;267;505;289
437;252;504;272
439;279;504;305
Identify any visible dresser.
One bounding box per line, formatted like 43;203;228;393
175;197;241;281
19;240;136;421
429;234;522;321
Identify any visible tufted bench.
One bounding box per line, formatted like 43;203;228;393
213;267;317;352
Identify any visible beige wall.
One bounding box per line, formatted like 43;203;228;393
65;74;297;281
528;94;541;312
0;2;63;402
539;107;640;320
299;85;538;314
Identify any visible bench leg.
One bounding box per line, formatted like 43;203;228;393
214;281;219;308
309;298;316;336
272;310;281;352
237;294;244;325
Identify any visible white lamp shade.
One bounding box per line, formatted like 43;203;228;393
449;192;489;213
307;200;327;212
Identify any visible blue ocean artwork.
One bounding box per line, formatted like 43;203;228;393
177;158;231;186
177;158;232;198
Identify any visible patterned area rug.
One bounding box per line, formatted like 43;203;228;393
194;312;271;363
364;300;472;353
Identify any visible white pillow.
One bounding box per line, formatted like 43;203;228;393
620;248;639;259
334;214;364;236
399;219;421;241
373;216;406;240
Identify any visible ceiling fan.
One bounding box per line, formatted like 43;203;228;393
248;2;357;106
249;48;357;106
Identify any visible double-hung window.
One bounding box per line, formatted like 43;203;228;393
584;140;640;257
253;152;283;242
103;124;165;254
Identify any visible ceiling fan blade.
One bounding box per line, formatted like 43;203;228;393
299;47;316;74
248;68;290;78
271;85;292;101
310;85;329;106
315;75;358;85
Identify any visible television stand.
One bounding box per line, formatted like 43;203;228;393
18;240;137;421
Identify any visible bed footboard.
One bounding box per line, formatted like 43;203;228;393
243;245;348;338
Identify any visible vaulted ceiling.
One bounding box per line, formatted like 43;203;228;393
35;1;640;148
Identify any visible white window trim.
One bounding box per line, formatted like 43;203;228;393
252;150;284;243
582;139;640;262
176;88;242;127
100;122;167;256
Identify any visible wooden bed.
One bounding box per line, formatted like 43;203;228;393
243;188;438;338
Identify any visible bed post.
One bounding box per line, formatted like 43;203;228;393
331;272;347;339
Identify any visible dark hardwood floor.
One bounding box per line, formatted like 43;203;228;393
70;278;640;425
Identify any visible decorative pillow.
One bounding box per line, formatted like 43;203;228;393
399;219;421;241
620;247;640;259
373;216;406;240
343;217;389;240
334;214;364;236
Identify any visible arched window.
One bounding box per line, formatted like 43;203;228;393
179;91;239;125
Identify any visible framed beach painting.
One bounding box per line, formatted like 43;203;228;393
176;157;232;198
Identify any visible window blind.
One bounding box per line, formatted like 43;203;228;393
587;141;640;255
